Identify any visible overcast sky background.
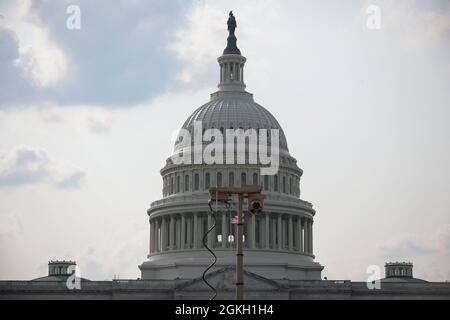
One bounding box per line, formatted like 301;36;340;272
0;0;449;281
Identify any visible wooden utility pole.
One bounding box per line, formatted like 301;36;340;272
236;193;244;300
208;185;265;300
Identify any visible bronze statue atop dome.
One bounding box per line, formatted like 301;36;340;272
227;11;236;36
223;11;241;55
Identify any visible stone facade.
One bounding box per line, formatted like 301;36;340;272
1;267;449;300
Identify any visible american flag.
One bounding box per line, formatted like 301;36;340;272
231;215;244;224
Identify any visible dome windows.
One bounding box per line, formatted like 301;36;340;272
241;172;246;186
162;170;299;197
184;174;190;192
229;172;234;187
263;175;269;191
194;174;199;190
289;177;292;195
253;172;258;185
217;172;222;187
205;172;210;189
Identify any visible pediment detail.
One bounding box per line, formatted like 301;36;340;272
176;267;283;291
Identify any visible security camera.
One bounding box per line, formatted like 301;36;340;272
248;194;265;215
208;187;231;203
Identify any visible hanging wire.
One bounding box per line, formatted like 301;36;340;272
203;191;232;300
202;198;219;300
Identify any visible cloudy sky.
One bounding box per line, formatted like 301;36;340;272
0;0;449;281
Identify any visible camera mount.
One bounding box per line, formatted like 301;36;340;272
207;185;266;300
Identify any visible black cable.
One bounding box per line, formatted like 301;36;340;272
202;201;218;300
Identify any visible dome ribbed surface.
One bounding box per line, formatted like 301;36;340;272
177;97;289;152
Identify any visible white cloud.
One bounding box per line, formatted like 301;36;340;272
169;4;224;84
0;145;85;189
0;212;22;241
2;0;68;87
0;0;191;107
85;110;113;133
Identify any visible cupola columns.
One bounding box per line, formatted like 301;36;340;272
217;12;247;93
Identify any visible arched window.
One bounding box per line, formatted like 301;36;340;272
264;175;269;191
217;172;222;187
241;172;246;186
282;176;286;193
253;172;258;185
184;174;189;192
194;173;199;190
274;175;278;192
229;172;234;187
205;172;210;189
176;176;180;193
170;177;174;194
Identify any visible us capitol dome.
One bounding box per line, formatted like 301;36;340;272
1;11;449;302
139;12;323;281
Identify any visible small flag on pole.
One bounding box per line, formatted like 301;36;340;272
231;215;244;224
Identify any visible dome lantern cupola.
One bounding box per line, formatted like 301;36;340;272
216;11;247;95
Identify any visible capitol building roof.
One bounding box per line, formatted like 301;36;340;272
177;96;290;153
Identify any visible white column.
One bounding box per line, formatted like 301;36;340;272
198;213;203;248
223;63;226;82
288;215;293;251
295;217;300;251
169;215;175;250
303;218;308;252
193;213;198;249
160;218;165;251
152;220;157;253
271;216;276;249
277;215;282;250
306;219;310;253
186;216;192;248
222;211;227;248
250;214;256;249
210;213;216;248
181;215;186;249
176;217;180;250
307;220;311;253
149;220;153;254
299;218;303;253
310;220;313;254
164;218;169;251
207;213;213;248
149;219;153;254
156;218;161;252
265;214;270;249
